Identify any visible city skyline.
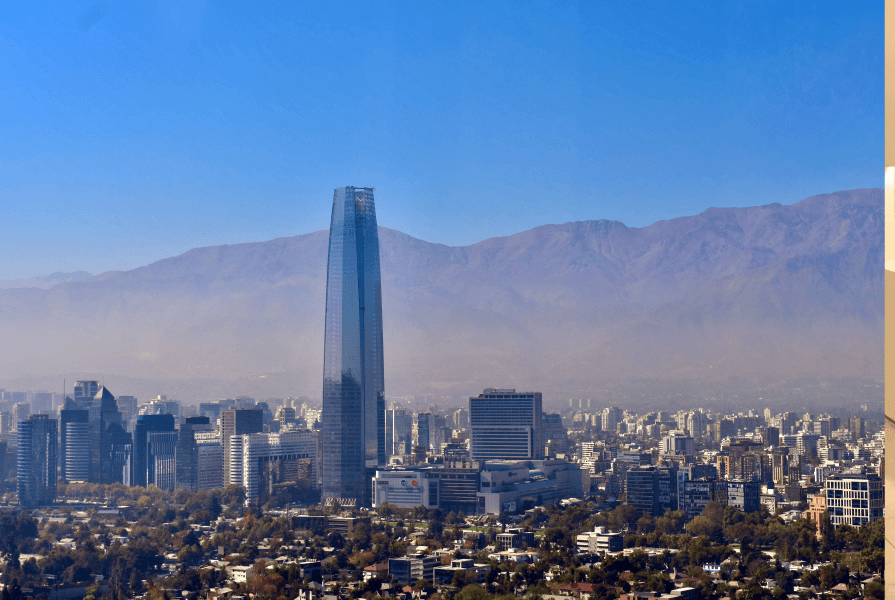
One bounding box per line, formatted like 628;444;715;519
0;1;884;593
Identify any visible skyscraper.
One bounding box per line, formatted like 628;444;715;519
385;408;412;456
73;381;100;406
322;186;385;504
147;431;177;490
414;413;432;450
221;409;263;485
176;416;213;492
133;414;176;488
17;414;57;508
89;387;132;485
60;401;90;482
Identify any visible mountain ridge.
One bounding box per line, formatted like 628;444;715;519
0;188;882;403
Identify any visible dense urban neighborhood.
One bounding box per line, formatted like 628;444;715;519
0;384;883;599
0;483;882;600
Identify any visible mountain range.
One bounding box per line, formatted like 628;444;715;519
0;189;882;408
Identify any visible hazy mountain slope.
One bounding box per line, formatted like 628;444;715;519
0;271;93;289
0;189;881;399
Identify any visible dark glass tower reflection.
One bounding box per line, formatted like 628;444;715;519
322;186;385;504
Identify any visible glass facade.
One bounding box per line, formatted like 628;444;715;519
322;186;385;503
17;415;57;508
133;414;175;488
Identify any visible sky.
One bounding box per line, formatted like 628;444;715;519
0;1;883;279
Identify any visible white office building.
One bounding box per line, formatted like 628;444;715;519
196;432;224;490
824;470;883;528
229;429;319;505
469;389;544;461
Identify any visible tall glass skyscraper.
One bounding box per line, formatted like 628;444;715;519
322;186;385;504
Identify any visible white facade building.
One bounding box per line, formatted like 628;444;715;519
575;526;624;554
373;470;439;509
196;433;224;490
229;430;319;505
824;471;883;528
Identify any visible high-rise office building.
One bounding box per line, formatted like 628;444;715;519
196;431;225;490
726;480;761;513
602;407;621;432
229;430;319;505
30;392;52;414
116;396;138;423
761;426;780;448
719;440;766;482
661;431;695;457
73;381;100;406
543;413;569;453
176;416;213;492
12;402;31;432
321;186;385;504
676;464;717;509
469;389;544;461
625;465;678;517
17;415;57;508
385;409;412;456
276;407;297;428
414;413;432;450
221;409;263;485
89;387;132;485
60;402;90;482
133;414;176;488
147;431;177;490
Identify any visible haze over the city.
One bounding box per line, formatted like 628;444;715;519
0;189;882;415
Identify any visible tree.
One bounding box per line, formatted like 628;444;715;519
456;584;491;600
376;502;393;520
865;578;884;600
414;578;429;590
176;544;202;566
452;570;480;588
326;531;345;550
607;504;643;532
83;582;100;600
686;516;721;542
655;510;687;536
543;528;569;548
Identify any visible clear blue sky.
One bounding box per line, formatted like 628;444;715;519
0;1;883;279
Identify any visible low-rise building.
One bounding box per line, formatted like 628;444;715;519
229;565;254;583
575;526;624;555
486;550;540;564
495;528;535;550
432;559;491;585
388;554;442;584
